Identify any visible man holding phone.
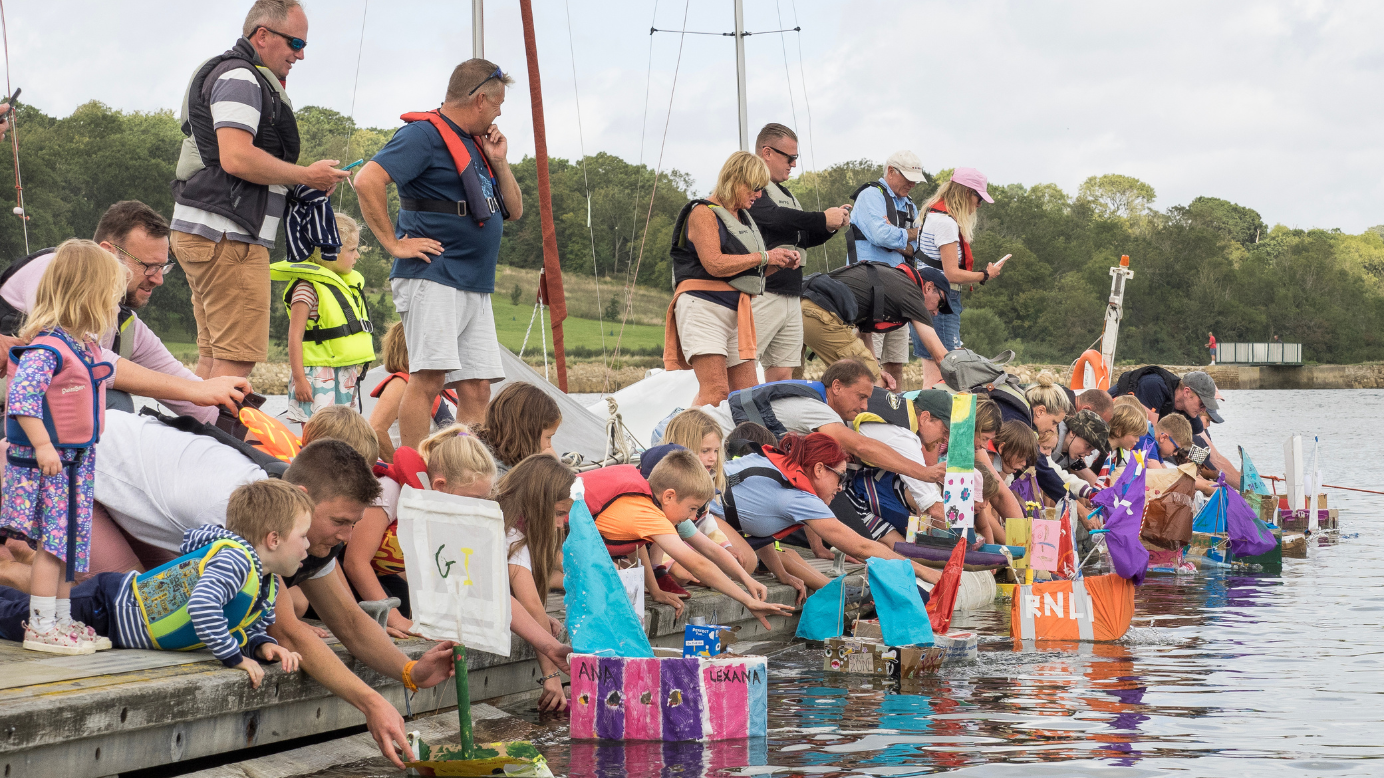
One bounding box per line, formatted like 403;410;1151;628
169;0;349;384
748;122;852;382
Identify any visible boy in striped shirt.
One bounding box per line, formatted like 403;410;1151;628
0;480;311;688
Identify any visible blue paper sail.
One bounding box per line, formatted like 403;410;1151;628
866;558;935;647
1239;446;1270;495
1091;452;1150;585
1193;485;1228;534
562;492;654;658
795;574;846;641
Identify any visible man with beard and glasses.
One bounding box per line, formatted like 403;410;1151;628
0;200;251;422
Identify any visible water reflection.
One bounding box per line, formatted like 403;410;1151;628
511;391;1384;776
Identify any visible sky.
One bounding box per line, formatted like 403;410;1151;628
4;0;1382;232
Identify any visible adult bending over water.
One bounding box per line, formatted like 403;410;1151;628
716;432;941;602
88;413;570;768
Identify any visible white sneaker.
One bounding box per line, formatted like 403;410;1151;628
22;621;95;655
64;620;112;651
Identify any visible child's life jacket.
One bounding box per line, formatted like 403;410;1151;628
370;372;458;427
269;261;375;368
5;330;114;449
578;464;659;556
129;527;276;651
371;447;429;577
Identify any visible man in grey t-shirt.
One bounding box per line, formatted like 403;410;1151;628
702;359;944;486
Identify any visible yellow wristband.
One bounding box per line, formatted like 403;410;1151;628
401;660;419;693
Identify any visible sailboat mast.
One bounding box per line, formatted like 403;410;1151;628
734;0;749;151
518;0;569;392
471;0;484;58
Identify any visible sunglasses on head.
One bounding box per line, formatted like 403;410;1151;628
257;27;306;51
468;67;506;96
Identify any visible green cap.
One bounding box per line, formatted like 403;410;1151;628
911;389;952;429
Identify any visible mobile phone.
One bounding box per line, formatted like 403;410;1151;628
3;88;20;111
341;159;365;171
995;253;1013;266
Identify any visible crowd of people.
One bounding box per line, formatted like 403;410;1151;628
0;0;1245;769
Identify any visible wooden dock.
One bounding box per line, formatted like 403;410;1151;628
0;564;827;777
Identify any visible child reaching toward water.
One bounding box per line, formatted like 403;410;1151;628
0;479;309;687
1;240;124;654
273;214;375;423
346;423;495;637
496;454;575;712
659;408;759;576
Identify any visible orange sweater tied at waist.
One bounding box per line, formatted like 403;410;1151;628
662;280;758;371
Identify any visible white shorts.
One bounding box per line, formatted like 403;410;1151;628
392;277;504;385
674;294;748;368
751;291;803;368
872;327;910;365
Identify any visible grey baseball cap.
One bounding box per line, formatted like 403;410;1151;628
1181;371;1223;424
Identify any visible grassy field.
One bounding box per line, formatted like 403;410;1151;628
493;264;671;328
161;284;667;365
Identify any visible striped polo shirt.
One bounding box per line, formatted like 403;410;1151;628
171;67;289;248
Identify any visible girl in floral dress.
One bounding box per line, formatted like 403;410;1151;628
1;239;126;654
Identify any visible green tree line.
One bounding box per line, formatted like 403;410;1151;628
3;101;1384;365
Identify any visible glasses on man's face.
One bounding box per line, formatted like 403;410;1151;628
258;27;307;51
468;67;506;97
112;244;177;278
765;145;798;165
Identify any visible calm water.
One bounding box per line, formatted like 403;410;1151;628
325;390;1384;777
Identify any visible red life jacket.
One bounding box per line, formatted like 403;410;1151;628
578;465;659;556
398;111;503;225
928;201;973;272
370;371;457;417
762;447;817;493
578;464;656;518
5;331;113;449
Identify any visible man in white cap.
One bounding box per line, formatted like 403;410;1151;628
836;150;925;388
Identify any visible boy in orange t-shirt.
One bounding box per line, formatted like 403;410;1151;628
594;451;795;630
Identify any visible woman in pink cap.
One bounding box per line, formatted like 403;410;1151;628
916;168;1006;363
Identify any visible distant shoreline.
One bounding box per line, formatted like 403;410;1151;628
230;361;1384;396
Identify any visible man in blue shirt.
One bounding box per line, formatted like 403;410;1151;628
846;150;924;390
356;58;524;446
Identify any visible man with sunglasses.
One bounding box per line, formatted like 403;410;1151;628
356;58;524;445
747;123;853;383
0;201;251;422
170;0;350;384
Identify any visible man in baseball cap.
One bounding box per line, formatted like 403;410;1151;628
1179;370;1224;424
844;150;929;387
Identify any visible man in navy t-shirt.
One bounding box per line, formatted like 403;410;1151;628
356;58;523;445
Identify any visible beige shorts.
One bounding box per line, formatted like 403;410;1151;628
172;231;271;363
800;298;881;379
872;327;911;365
751;291;803;368
674;294;749;367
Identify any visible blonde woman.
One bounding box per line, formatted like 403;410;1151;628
661;408;757;574
664;151;801;406
918;168;1005;357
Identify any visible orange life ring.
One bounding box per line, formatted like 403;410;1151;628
1070;349;1109;391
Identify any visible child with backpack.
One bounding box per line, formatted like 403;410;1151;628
273;214;375;423
1;240;124;654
